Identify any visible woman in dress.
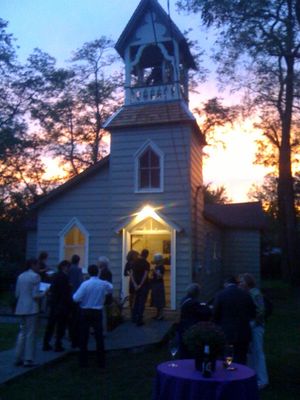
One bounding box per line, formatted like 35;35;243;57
150;253;166;320
239;273;269;390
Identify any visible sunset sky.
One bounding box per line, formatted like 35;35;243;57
1;0;267;202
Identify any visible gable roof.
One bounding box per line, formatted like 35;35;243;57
204;202;266;230
31;156;110;210
115;0;196;69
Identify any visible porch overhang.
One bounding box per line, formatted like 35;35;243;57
113;205;183;234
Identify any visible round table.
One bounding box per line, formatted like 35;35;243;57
153;360;259;400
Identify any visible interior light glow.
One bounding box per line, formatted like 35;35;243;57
138;205;156;220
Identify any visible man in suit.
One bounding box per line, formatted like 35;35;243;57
213;275;256;364
131;250;150;326
98;256;113;335
43;260;72;352
68;254;83;294
68;254;83;348
15;258;45;367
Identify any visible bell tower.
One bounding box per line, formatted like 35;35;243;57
115;0;196;106
105;0;206;308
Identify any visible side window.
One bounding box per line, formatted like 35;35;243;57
139;148;160;189
60;219;89;268
135;141;164;192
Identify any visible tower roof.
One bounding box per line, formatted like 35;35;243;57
104;100;201;131
115;0;196;70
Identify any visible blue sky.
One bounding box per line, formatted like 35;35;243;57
1;0;265;202
1;0;208;66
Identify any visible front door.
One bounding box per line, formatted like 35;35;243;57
122;214;176;309
131;233;171;308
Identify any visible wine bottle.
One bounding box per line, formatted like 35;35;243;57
202;345;212;378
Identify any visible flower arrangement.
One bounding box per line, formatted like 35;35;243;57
183;321;225;360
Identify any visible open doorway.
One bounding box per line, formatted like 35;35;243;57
122;211;176;309
131;232;171;308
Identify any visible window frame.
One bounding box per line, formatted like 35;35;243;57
59;218;89;268
134;140;164;193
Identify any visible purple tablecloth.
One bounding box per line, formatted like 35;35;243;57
153;360;259;400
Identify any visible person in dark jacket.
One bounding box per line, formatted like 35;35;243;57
68;255;83;348
37;251;50;282
150;253;166;320
43;260;72;352
68;254;83;294
98;256;113;334
124;250;139;313
178;283;212;358
131;250;150;326
213;275;256;365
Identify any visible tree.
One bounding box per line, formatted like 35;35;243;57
0;18;26;160
0;21;60;263
0;39;60;211
204;183;231;204
29;38;122;176
178;0;300;282
249;173;300;219
70;37;122;168
249;174;279;219
194;97;239;148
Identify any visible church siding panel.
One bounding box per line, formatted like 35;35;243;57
222;229;261;284
37;166;110;270
109;124;194;303
189;131;207;293
26;231;37;259
200;220;224;300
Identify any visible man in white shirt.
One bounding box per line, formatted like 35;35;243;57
73;264;113;368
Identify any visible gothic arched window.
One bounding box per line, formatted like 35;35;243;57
59;218;89;269
135;141;164;193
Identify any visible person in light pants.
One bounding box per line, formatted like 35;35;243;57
248;321;269;388
15;259;45;367
239;273;269;390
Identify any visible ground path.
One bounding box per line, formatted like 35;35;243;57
0;309;177;385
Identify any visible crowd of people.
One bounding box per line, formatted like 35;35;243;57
14;253;113;368
13;251;268;389
177;275;269;390
13;248;166;368
124;249;166;325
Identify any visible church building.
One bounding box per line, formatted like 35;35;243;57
27;0;265;308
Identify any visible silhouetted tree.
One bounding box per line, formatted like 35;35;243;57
178;0;300;282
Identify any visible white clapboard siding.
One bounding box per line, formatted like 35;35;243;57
223;229;261;285
109;123;196;307
37;164;110;270
26;231;37;259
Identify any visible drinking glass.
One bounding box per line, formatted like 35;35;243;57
224;345;235;370
168;339;178;367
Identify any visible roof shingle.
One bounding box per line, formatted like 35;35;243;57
105;101;201;131
204;202;266;230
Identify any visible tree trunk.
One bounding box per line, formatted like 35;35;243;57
278;55;298;283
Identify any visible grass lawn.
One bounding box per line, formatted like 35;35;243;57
0;347;169;400
0;280;299;400
259;280;300;400
0;323;19;351
0;320;46;351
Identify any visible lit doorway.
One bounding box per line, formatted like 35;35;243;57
131;232;171;308
121;208;177;309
